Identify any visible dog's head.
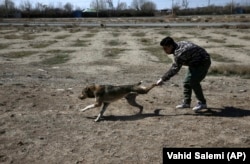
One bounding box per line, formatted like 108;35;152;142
78;85;95;100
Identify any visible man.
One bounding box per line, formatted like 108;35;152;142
156;36;211;111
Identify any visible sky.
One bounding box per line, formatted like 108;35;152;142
5;0;249;10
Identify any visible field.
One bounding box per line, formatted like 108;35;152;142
0;17;250;163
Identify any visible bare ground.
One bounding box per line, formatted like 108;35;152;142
0;20;250;163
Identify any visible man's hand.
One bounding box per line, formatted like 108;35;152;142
156;78;164;86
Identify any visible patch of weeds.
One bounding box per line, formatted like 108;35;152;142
111;32;120;37
140;38;153;45
132;32;146;37
87;28;99;33
30;40;57;48
103;48;126;58
83;33;96;38
1;51;37;58
41;54;70;65
212;31;229;36
240;36;250;40
106;40;126;46
199;36;212;39
186;31;200;37
208;64;250;78
158;30;171;36
208;38;226;43
4;34;19;39
72;39;90;47
210;53;235;62
225;44;245;48
47;50;75;54
22;34;37;40
4;33;36;40
55;34;71;39
0;43;9;49
142;46;172;63
174;36;188;42
69;28;82;33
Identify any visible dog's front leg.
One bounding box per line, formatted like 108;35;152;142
95;102;109;122
80;102;102;112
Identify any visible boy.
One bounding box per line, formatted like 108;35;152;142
156;36;211;111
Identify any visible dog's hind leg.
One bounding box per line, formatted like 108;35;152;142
125;93;143;114
95;102;109;122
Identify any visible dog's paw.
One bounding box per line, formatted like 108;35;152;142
79;108;85;112
94;118;100;122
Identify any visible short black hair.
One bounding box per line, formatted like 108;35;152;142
160;36;175;46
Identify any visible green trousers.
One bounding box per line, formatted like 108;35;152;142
183;60;211;104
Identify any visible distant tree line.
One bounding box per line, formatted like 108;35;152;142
0;0;249;18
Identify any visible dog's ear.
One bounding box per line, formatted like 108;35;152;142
85;86;95;98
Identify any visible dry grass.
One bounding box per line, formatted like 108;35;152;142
46;50;75;54
0;43;9;49
209;64;250;78
4;34;37;40
0;51;37;58
83;33;96;38
71;39;90;47
103;48;127;58
54;34;71;39
225;44;245;48
240;36;250;40
106;40;126;46
41;54;70;65
30;40;57;48
210;53;235;62
140;38;153;45
142;46;172;63
132;32;146;37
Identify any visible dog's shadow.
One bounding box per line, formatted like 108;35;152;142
86;109;164;122
86;106;250;122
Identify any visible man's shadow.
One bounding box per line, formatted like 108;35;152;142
180;106;250;117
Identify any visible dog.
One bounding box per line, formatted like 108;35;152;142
78;81;156;122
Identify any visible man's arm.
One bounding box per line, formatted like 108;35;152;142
157;62;182;85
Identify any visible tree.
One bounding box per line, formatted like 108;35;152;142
64;2;73;13
131;0;146;11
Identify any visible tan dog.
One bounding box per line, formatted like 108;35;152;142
78;81;156;122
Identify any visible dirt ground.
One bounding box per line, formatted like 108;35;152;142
0;17;250;163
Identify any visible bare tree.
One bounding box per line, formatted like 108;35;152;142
116;2;127;10
2;0;15;17
131;0;146;11
172;1;181;15
140;1;156;12
182;0;189;9
4;0;15;9
35;2;47;12
19;0;32;11
90;0;107;10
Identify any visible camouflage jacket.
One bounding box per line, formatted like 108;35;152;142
161;41;210;81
